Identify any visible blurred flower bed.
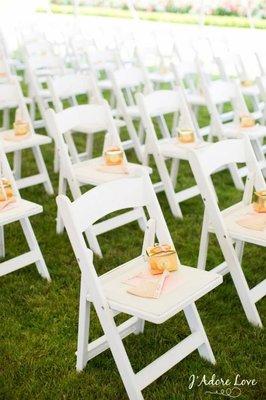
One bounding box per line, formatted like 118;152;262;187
51;0;266;19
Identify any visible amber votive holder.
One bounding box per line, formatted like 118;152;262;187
0;179;14;201
146;244;179;275
240;116;255;128
13;121;29;136
178;128;195;143
241;80;253;87
104;147;124;166
253;190;266;213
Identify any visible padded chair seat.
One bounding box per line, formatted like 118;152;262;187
97;79;113;90
125;105;140;118
158;137;211;160
208;202;266;247
241;85;260;97
73;157;152;186
148;71;175;84
186;92;206;106
0;199;42;226
0;131;51;153
222;123;266;140
91;255;222;324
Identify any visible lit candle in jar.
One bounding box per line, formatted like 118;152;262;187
240;115;255;128
104;146;124;166
177;128;195;143
253;190;266;213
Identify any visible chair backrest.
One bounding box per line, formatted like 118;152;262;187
111;66;152;92
0;78;34;135
26;53;63;73
0;142;20;199
257;75;266;101
137;87;200;148
56;173;174;293
198;63;249;137
48;73;102;112
189;137;265;208
46;101;122;168
46;101;119;137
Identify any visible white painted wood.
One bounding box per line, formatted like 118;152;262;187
0;143;50;281
0;78;53;194
189;137;266;326
47;103;151;256
137;88;209;218
56;174;222;398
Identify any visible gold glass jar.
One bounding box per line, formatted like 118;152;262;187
0;179;14;202
240;115;255;128
177;128;195;143
146;244;179;275
13;120;29;136
241;80;253;87
253;190;266;213
104;146;124;166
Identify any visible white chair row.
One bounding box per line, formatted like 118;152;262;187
56;136;265;399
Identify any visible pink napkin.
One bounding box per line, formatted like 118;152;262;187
0;198;19;212
236;212;266;231
3;131;31;142
123;268;182;297
96;164;129;175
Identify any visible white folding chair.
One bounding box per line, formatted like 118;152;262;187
137;88;207;218
257;75;266;134
46;102;151;257
0;78;53;194
25;53;65;128
135;45;175;89
48;72;125;164
56;173;222;399
199;68;266;178
111;66;153;162
189;137;266;327
0;142;50;280
215;54;262;114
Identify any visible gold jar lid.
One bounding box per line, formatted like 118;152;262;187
255;190;266;198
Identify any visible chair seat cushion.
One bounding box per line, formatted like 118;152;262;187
158;137;211;159
0;131;51;153
0;199;42;226
149;71;175;83
73;157;152;186
89;256;222;324
222;123;266;140
209;202;266;247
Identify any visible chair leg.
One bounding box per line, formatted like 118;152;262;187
184;303;216;364
154;154;183;218
170;159;180;187
96;305;144;400
32;146;54;195
14;150;22;179
84;229;103;258
218;237;262;327
85;134;94;159
134;318;145;335
57;174;67;234
235;240;245;264
0;226;5;258
3;108;9;129
197;209;209;270
228;163;244;191
138;121;145;145
20;217;51;281
76;277;91;371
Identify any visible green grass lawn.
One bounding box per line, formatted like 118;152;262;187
0;91;265;400
40;5;266;30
